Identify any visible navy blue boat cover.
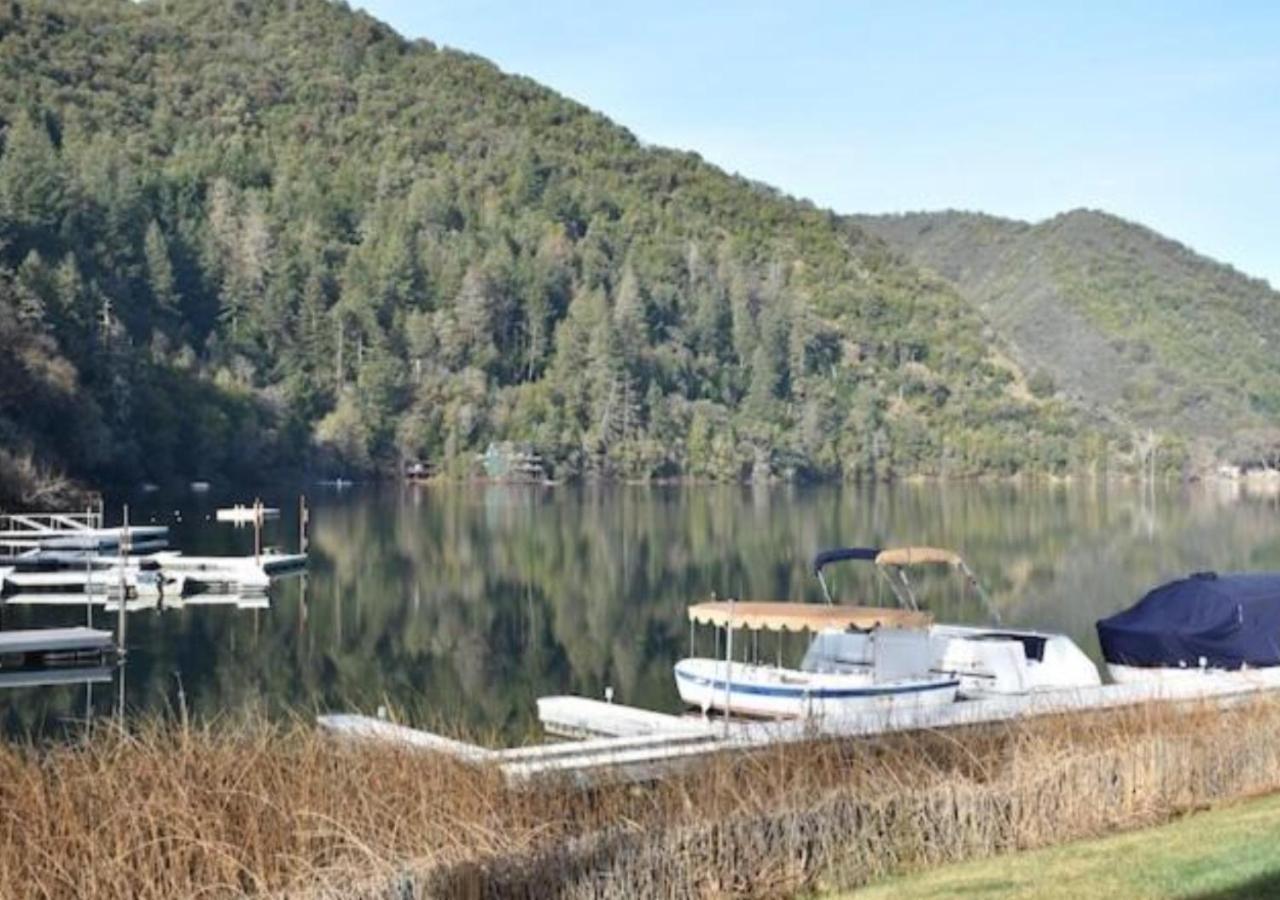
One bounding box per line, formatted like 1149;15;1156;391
1097;572;1280;669
812;547;881;574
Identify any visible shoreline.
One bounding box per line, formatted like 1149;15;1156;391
7;697;1280;898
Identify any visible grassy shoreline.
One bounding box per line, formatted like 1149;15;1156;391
6;699;1280;898
844;790;1280;899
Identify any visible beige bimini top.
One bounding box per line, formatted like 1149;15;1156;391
686;601;932;632
875;547;963;568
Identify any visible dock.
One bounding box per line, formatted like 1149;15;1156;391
0;665;113;689
0;510;168;557
0;504;307;601
319;671;1280;787
0;627;117;672
215;504;280;525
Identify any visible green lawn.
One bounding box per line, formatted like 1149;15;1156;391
841;792;1280;900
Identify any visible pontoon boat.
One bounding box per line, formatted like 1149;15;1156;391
674;601;960;719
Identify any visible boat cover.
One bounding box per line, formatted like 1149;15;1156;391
1097;572;1280;669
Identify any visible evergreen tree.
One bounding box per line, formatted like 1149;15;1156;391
144;220;179;315
0;113;65;230
0;0;1110;493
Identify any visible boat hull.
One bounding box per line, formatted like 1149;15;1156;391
674;658;959;719
1106;663;1280;687
931;625;1102;697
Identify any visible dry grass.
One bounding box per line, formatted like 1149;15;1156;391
4;699;1280;898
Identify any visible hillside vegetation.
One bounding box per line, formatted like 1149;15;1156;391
856;209;1280;469
0;0;1098;503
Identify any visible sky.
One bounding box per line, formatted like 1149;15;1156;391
356;2;1280;286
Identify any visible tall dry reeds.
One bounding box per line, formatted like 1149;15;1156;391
4;699;1280;899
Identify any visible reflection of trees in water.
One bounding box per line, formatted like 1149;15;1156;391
302;483;1280;736
8;483;1280;738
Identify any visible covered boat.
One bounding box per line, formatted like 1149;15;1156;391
674;601;959;719
812;546;1101;697
1098;572;1280;683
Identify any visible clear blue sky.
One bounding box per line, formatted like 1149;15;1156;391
357;1;1280;286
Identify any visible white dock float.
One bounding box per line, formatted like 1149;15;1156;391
151;551;306;589
216;505;280;524
0;526;168;552
536;696;712;738
317;714;497;764
0;627;115;656
0;665;113;689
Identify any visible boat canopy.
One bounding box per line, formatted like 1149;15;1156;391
687;601;932;632
812;547;881;574
1097;572;1280;669
875;547;963;568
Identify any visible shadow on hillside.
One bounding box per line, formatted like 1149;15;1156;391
1191;870;1280;900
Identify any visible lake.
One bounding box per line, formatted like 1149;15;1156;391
4;481;1280;740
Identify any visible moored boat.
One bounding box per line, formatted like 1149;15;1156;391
674;601;959;719
814;546;1101;697
1097;571;1280;684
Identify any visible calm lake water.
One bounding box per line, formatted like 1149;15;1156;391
4;482;1280;739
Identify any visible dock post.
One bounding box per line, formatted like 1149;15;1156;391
299;494;309;555
724;596;734;729
116;504;129;721
253;498;263;565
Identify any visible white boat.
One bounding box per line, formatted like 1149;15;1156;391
215;503;279;525
675;601;959;719
813;546;1101;698
1098;571;1280;684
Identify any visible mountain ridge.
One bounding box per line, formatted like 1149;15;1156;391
853;207;1280;467
0;0;1244;504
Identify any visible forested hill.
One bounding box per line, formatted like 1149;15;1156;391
855;210;1280;468
0;0;1094;504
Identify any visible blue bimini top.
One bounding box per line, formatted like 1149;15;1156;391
812;547;881;575
1097;571;1280;669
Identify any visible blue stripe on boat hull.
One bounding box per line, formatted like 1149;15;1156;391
674;666;959;699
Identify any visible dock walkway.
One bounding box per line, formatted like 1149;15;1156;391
319;671;1280;786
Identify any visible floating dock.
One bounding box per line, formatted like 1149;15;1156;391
0;627;117;674
0;665;113;689
1;551;307;599
150;551;307;590
215;504;280;525
0;504;307;601
320;671;1280;787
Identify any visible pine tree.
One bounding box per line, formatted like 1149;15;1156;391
612;257;646;373
451;264;496;371
144;220;179;314
52;253;86;337
729;263;758;367
14;251;49;330
0;113;65;229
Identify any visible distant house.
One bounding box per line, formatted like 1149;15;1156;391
479;442;547;482
402;459;438;482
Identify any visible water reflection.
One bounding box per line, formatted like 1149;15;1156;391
3;483;1280;740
